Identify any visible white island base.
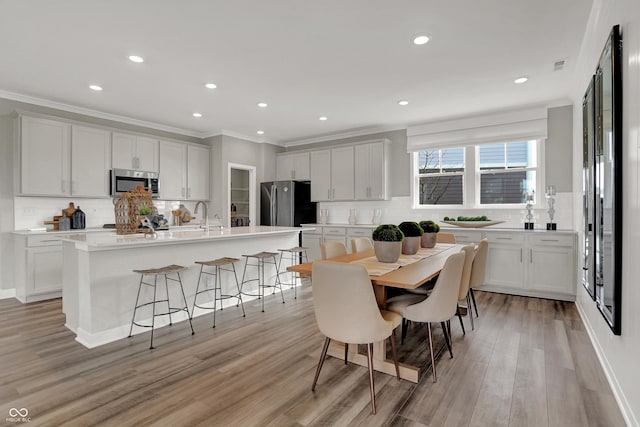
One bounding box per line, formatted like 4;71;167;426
61;226;302;348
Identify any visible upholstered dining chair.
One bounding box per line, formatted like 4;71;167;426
468;239;488;318
351;237;374;253
386;251;465;382
320;240;348;259
310;261;402;414
437;232;456;244
455;244;475;334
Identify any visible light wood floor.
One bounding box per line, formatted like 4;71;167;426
0;285;626;427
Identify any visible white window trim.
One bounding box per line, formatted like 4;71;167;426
412;139;546;210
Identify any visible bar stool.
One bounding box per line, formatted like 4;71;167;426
192;257;246;328
128;264;195;349
240;251;284;312
276;246;309;299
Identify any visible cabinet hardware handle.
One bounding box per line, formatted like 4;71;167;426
182;187;185;197
332;189;335;199
40;239;60;243
520;248;523;262
496;237;512;240
327;189;330;199
530;248;533;263
61;180;65;192
541;239;559;242
187;188;191;198
292;170;295;180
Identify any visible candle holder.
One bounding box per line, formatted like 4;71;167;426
523;190;535;230
545;185;557;230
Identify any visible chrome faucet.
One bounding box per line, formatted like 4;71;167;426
194;201;208;229
139;218;157;239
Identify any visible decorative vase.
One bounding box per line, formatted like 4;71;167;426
374;241;402;263
421;233;437;248
402;236;421;255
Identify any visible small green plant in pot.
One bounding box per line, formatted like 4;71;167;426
419;220;440;248
372;224;404;263
398;221;423;255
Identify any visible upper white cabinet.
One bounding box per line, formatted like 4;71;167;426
310;150;332;201
159;141;210;200
354;142;387;200
112;132;159;172
20;116;71;196
276;152;310;181
187;144;210;200
159;140;187;200
71;126;111;197
310;147;354;201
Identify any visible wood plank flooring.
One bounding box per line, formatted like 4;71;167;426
0;285;626;426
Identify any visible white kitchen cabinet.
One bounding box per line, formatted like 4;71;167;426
159;141;210;200
71;126;111;197
302;229;323;261
159;140;187;199
485;234;526;289
20;116;71;196
331;146;354;200
346;227;374;253
276;152;310;181
450;229;483;244
187;144;210;200
310;150;332;201
112;132;159;172
354;142;387;200
527;234;576;296
14;234;64;303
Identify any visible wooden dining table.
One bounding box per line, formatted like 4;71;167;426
288;243;463;383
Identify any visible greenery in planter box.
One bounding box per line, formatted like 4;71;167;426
419;220;440;233
372;224;404;242
398;221;424;237
138;206;153;216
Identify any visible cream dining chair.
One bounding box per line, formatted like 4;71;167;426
351;237;374;253
310;261;402;414
320;240;348;259
456;244;475;334
386;251;465;382
437;232;456;244
468;239;488;318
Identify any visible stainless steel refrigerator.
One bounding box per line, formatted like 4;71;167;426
260;181;316;226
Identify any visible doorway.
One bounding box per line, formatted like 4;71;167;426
227;163;256;228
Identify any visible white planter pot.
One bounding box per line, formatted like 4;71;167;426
374;241;402;263
421;233;437;248
402;236;421;255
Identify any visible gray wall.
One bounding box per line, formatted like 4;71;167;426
285;129;409;197
546;105;573;192
0;116;14;291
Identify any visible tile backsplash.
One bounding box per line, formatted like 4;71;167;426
316;193;575;230
13;197;204;230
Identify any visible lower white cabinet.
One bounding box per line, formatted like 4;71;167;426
448;229;577;301
302;229;323;262
302;225;375;261
14;234;64;302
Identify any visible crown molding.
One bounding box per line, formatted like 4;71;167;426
283;125;406;147
0;89;204;138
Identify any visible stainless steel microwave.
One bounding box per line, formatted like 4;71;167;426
110;168;159;198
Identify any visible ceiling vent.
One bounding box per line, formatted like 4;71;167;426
553;59;566;71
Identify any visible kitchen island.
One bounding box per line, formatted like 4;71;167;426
60;226;304;348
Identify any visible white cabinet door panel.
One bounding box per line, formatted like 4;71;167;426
485;244;525;288
187;144;210;200
330;146;354;200
71;126;111;197
27;246;63;295
310;150;331;201
136;136;159;172
528;245;576;295
276;155;293;181
159;141;187;200
112;132;136;169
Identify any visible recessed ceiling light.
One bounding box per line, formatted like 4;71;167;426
257;130;264;135
514;77;528;84
257;102;268;108
192;113;202;118
89;85;103;91
319;116;328;121
398;100;409;106
128;55;144;63
413;34;430;45
205;83;217;89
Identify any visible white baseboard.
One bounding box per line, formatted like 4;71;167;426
575;300;638;427
0;288;16;299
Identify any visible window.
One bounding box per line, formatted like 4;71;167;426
416;147;464;205
479;141;537;204
412;140;542;208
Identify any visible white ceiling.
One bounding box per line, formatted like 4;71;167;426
0;0;592;145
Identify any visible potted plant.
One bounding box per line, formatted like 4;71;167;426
398;221;423;254
419;220;440;248
372;224;404;263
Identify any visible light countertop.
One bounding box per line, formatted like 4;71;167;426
56;226;305;251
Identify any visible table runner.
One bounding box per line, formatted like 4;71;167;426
350;243;455;276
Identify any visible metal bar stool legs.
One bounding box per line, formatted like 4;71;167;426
240;252;285;312
192;257;246;328
276;247;309;299
129;264;195;349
